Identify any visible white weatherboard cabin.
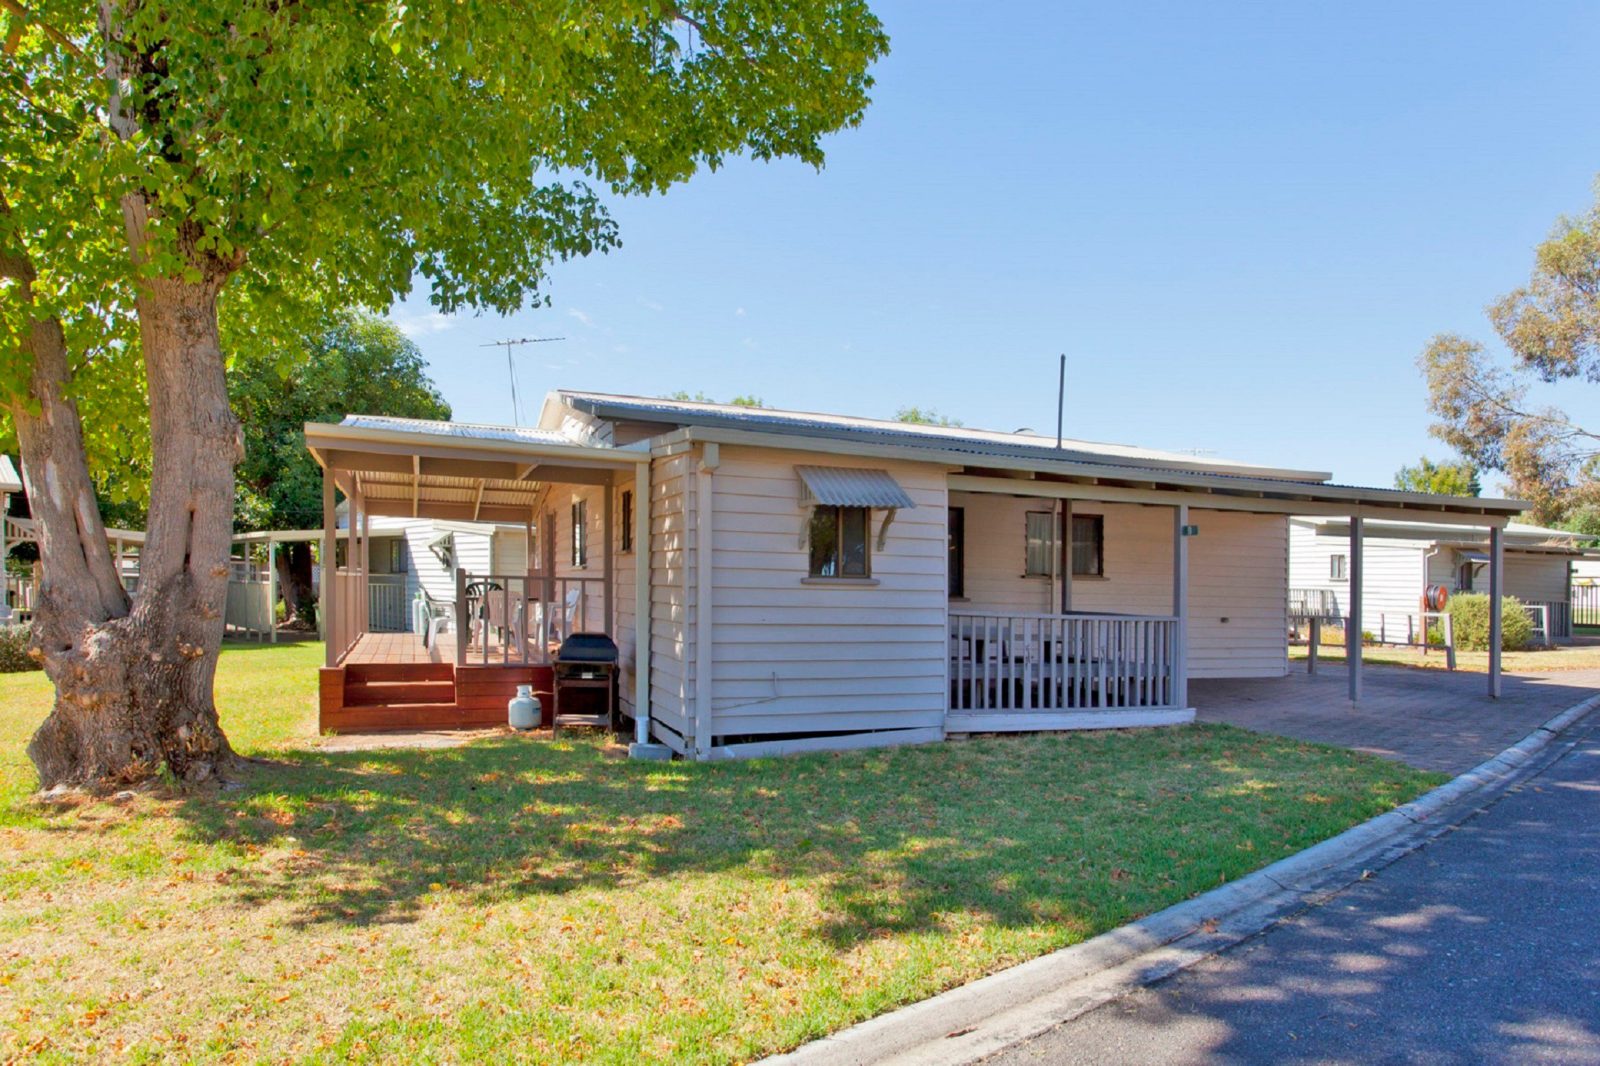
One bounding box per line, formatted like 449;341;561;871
304;391;1528;759
1289;518;1587;645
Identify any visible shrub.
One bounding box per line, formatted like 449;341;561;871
1446;593;1534;652
0;624;40;673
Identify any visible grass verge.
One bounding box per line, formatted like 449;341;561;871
1291;640;1600;673
1;643;1443;1063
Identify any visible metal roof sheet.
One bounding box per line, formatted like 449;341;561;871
556;390;1333;483
341;415;575;447
796;466;917;509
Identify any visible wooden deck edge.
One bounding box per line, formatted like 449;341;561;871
944;708;1195;733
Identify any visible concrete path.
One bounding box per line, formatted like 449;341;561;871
1194;664;1600;774
986;713;1600;1066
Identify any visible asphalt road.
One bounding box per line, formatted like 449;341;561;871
986;716;1600;1066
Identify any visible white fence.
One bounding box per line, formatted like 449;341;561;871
949;611;1180;713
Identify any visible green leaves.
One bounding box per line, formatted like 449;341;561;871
2;0;887;534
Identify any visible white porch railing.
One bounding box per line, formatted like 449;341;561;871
949;611;1180;713
368;575;408;632
1523;600;1570;645
454;572;609;666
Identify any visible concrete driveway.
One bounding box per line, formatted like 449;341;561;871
1192;664;1600;774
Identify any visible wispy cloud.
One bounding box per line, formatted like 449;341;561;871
735;307;747;317
391;310;459;338
640;298;665;312
568;308;595;327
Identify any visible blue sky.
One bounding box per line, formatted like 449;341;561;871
388;1;1600;491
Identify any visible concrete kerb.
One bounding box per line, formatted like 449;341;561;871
761;692;1600;1066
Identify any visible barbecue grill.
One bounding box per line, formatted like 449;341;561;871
552;632;619;735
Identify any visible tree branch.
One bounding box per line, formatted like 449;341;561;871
0;0;82;57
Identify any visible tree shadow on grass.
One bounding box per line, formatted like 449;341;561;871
160;726;1436;948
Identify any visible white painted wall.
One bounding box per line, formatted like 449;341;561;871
705;445;949;740
647;444;695;743
1291;521;1573;626
951;494;1288;679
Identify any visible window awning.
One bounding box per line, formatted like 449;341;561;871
1458;550;1488;564
796;466;916;509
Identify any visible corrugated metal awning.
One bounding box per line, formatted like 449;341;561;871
1458;550;1488;563
796;466;916;509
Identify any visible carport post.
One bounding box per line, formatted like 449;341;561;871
1489;524;1503;699
1348;516;1363;702
1172;504;1188;708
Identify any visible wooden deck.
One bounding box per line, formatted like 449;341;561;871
340;630;532;666
319;632;555;734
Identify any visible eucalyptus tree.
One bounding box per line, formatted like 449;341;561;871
1;0;888;788
1420;180;1600;523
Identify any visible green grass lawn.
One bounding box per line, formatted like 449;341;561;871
0;643;1445;1064
1290;639;1600;673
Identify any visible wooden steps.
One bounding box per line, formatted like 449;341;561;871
344;679;456;706
318;660;556;733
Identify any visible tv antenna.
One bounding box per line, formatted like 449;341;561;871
480;336;564;425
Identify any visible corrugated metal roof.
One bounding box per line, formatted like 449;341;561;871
1294;517;1584;548
796;466;917;509
0;456;21;494
556;390;1333;483
341;415;576;446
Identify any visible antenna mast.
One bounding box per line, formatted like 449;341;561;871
480;337;564;425
1055;353;1066;449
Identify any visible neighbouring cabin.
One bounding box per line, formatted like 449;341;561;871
301;390;1535;758
1288;518;1586;645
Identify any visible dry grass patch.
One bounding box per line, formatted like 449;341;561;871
1;642;1443;1063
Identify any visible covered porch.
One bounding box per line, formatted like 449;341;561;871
305;417;651;734
944;467;1523;734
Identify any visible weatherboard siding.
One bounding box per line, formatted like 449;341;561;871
1289;525;1427;628
706;445;948;739
1187;510;1289;679
951;494;1287;680
647;445;695;741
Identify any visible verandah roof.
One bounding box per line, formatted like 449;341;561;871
303;417;644;524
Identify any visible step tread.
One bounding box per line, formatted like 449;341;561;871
345;662;455;682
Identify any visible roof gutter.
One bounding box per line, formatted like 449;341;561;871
677;426;1528;519
303;421;643;469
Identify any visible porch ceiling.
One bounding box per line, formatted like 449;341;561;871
304;419;643;524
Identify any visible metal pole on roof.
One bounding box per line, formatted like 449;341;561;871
480;337;565;426
1055;353;1066;450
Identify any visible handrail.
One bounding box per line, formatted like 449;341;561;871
949;609;1180;623
949;609;1180;713
454;572;609;666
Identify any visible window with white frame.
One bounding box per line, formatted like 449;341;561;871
1330;553;1348;581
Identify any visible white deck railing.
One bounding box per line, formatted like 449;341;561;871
949;611;1180;713
454;572;609;666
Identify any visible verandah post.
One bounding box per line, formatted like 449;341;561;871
1172;504;1189;708
1348;515;1364;702
1488;524;1503;698
321;466;336;668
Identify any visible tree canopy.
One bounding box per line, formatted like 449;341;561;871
1420;178;1600;523
667;391;765;407
895;406;962;427
1393;456;1480;497
232;313;450;532
2;0;889;788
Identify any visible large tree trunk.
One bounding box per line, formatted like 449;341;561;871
275;541;316;627
19;262;243;789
